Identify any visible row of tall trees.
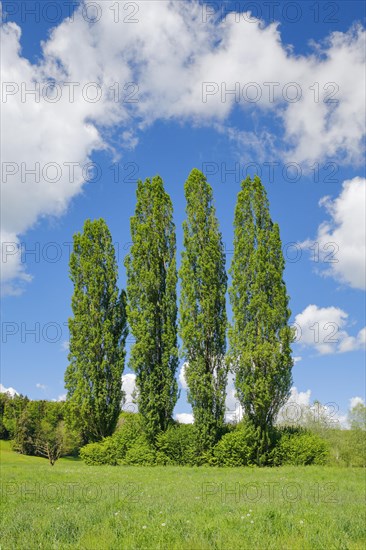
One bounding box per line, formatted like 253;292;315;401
65;170;293;453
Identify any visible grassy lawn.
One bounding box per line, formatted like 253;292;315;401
0;440;365;549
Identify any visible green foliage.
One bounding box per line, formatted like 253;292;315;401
124;437;156;465
348;402;366;431
322;427;366;467
155;424;196;465
125;176;178;442
80;437;118;466
13;401;63;455
179;169;228;453
272;429;328;466
0;393;29;440
213;421;258;466
35;420;78;465
9;400;79;463
65;218;128;443
229;176;293;458
113;412;145;459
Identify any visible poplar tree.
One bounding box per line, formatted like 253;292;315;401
179;168;227;453
229;176;293;457
65;219;127;443
125;176;178;442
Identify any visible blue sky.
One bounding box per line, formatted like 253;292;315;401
1;1;365;422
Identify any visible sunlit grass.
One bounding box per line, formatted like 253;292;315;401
0;440;365;549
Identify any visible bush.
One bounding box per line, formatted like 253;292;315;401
156;424;196;465
79;413;154;466
213;421;258;466
322;428;366;467
113;412;144;459
272;429;328;466
79;437;118;466
123;437;156;465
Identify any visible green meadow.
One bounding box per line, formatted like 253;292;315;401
1;441;365;550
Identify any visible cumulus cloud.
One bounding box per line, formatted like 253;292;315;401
224;372;242;423
122;373;137;412
178;363;189;390
278;386;349;428
277;386;311;425
302;178;366;290
2;2;365;293
36;383;47;391
349;396;365;409
0;383;19;397
175;412;194;424
294;304;366;355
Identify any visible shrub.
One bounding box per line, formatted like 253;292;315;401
322;428;366;467
156;424;196;465
272;429;328;466
123;437;156;465
79;437;118;466
112;412;144;459
213;421;258;466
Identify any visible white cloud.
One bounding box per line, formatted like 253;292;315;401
2;2;365;293
178;363;189;390
278;386;349;428
225;372;243;423
0;383;19;397
277;386;311;425
36;383;47;391
57;393;67;402
294;304;366;355
302;178;366;290
288;386;312;408
349;396;365;409
293;356;302;364
122;373;137;412
175;412;194;424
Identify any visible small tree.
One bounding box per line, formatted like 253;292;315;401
35;421;70;466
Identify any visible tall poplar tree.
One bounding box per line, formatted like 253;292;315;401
125;176;178;442
229;176;293;456
65;219;128;443
179;168;228;453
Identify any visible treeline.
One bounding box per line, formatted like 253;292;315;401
62;170;293;465
1;393;364;467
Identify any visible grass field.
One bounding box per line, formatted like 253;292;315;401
0;440;365;549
